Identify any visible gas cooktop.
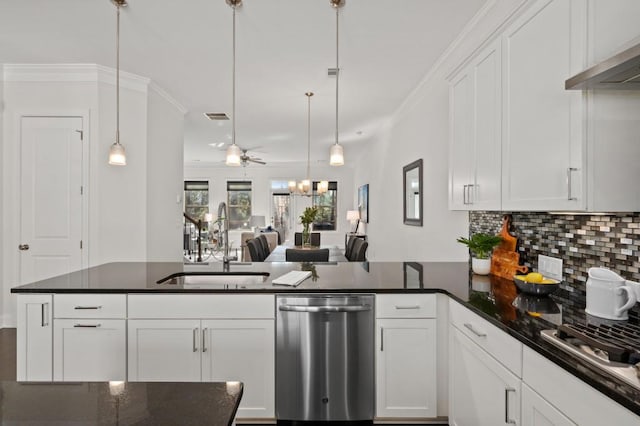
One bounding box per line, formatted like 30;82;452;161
541;322;640;391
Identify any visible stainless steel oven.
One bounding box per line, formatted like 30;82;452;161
276;294;375;423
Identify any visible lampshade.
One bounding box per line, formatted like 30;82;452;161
346;210;360;222
318;180;329;194
250;215;266;228
108;142;126;166
226;144;242;166
330;143;344;166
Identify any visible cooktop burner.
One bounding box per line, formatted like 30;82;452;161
541;322;640;390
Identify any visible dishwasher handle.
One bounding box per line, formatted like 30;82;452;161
279;304;372;313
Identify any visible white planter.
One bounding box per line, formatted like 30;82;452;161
471;258;491;275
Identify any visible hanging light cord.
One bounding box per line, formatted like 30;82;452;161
232;4;237;147
307;93;311;180
116;3;121;144
334;7;339;146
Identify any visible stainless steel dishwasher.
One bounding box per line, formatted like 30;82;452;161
276;294;375;424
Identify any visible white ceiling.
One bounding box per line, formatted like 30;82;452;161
0;0;486;167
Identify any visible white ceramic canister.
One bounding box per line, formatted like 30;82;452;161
585;267;637;320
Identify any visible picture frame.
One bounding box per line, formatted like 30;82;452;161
403;262;424;289
403;159;423;226
358;184;369;224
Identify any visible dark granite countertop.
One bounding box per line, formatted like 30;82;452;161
10;261;640;417
0;381;243;425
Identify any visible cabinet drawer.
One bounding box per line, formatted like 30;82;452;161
376;294;436;318
449;299;522;376
54;294;126;319
128;294;275;319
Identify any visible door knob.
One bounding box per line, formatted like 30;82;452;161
18;244;30;251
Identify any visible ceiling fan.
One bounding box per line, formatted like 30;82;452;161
239;149;266;167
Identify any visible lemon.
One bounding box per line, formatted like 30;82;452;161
540;279;556;284
515;275;528;280
526;272;543;283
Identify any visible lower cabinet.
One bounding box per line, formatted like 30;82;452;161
521;383;576;426
53;319;126;381
375;318;437;418
449;326;520;426
16;294;53;381
128;318;275;419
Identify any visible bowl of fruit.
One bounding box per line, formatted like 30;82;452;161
513;272;560;296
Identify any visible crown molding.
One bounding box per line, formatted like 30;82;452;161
3;64;150;93
149;82;188;115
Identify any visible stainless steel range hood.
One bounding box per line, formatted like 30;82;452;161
565;43;640;90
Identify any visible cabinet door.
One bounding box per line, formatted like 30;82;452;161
522;383;576;426
449;326;520;426
502;0;585;211
376;318;437;418
449;69;474;210
53;319;126;381
128;319;201;382
16;294;52;381
471;39;502;210
201;320;275;419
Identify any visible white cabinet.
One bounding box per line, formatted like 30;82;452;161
449;326;520;426
16;294;53;381
53;319;126;381
375;294;437;418
449;39;502;210
127;294;275;419
522;383;576;426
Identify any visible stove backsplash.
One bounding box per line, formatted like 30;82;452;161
469;211;640;322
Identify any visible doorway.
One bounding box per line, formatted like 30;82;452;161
19;116;84;284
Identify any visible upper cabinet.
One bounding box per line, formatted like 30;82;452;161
448;0;640;212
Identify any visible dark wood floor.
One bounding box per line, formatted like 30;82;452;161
0;328;17;380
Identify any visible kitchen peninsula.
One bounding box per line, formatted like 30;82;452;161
11;261;640;424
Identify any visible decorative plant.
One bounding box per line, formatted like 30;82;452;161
299;206;318;246
456;233;502;259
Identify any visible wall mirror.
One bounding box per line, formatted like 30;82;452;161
403;159;423;226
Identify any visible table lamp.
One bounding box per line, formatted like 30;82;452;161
346;210;360;233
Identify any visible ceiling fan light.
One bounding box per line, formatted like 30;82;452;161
108;142;126;166
226;144;242;166
330;144;344;166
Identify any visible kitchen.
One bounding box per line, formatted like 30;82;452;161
3;0;640;425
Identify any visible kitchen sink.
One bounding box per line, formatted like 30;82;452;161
157;272;270;288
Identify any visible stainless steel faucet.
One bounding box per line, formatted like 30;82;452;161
217;202;237;267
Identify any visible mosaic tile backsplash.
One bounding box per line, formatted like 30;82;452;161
469;211;640;322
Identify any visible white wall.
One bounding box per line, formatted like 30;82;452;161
353;0;527;262
184;163;355;249
0;67;4;325
146;87;185;261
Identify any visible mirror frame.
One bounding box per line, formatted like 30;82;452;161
403;159;423;226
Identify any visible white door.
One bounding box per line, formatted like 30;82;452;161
201;319;275;418
376;318;437;418
128;319;202;382
20;116;84;284
522;383;576;426
449;326;520;426
53;319;126;381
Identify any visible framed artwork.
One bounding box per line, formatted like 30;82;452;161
358;184;369;224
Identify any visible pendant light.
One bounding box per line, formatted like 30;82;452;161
226;0;242;166
329;0;345;166
108;0;127;166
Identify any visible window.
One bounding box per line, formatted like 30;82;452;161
312;181;337;231
184;180;209;222
227;180;252;230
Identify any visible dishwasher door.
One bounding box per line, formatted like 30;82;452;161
276;294;375;422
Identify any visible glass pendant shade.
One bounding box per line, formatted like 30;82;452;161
108;142;126;166
330;144;344;166
288;181;297;193
301;179;311;194
226;144;242;166
318;180;329;194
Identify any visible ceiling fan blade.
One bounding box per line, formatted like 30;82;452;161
248;158;266;165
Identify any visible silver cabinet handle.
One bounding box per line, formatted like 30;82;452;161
463;323;487;337
202;328;207;353
505;387;516;424
463;184;468;204
74;324;101;328
74;306;103;310
394;305;420;310
380;327;384;352
467;184;474;204
279;304;372;313
41;303;49;327
193;328;198;352
567;167;578;200
18;244;30;251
